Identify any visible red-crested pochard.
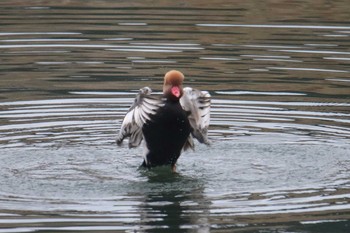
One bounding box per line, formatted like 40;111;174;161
117;70;210;171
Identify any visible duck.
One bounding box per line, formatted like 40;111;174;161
116;70;211;171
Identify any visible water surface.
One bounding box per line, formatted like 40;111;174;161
0;1;350;232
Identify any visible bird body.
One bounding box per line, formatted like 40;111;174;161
142;99;191;167
116;70;210;171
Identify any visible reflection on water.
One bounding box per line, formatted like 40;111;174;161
0;145;349;232
0;0;350;232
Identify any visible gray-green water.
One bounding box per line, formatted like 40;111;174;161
0;1;350;232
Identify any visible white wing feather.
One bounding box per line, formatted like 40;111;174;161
180;87;211;146
116;87;163;148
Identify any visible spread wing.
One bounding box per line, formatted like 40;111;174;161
116;87;163;148
180;87;211;148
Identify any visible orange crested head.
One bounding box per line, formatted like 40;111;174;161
163;70;185;100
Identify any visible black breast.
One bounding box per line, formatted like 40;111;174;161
142;100;191;167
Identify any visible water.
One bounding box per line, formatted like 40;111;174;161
0;1;350;232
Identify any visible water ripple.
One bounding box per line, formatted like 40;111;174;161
1;2;350;232
1;96;349;148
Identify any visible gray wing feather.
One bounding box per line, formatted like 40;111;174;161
180;87;211;149
116;87;163;148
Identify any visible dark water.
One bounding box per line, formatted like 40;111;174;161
0;1;350;232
